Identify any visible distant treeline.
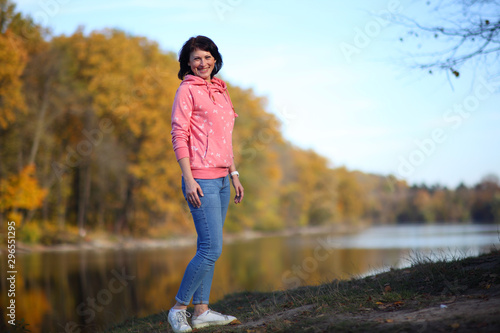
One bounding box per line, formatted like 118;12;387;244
0;2;499;244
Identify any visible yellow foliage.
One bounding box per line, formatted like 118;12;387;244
0;164;47;214
7;211;23;225
0;31;27;128
333;167;364;223
18;221;42;243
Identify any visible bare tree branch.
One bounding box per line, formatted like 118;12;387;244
390;0;500;79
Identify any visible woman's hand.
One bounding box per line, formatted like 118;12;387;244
185;178;204;208
178;158;203;208
231;176;244;204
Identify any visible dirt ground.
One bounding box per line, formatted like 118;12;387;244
238;289;500;332
237;253;500;332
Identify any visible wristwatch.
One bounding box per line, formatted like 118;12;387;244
230;171;239;177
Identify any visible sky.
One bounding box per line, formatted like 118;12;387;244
14;0;500;188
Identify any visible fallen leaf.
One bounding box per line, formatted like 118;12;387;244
230;319;242;325
376;302;384;305
384;285;392;292
385;319;394;323
316;303;329;311
450;323;460;329
442;296;457;304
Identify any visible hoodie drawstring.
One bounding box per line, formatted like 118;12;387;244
183;75;238;117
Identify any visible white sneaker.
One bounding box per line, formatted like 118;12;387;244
192;309;237;329
168;309;192;333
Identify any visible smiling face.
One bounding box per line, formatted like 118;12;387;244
188;49;216;83
188;49;216;82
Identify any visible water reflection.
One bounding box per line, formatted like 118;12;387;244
0;224;497;333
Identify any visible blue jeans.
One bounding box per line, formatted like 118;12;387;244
175;175;230;305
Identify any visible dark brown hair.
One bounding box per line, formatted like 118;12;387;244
177;35;223;80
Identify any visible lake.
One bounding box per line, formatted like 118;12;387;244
1;223;498;333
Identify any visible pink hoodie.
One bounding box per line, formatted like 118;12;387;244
171;75;238;179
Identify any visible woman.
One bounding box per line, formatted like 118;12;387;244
168;35;244;333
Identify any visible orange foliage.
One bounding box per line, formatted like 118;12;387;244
0;30;27;128
0;164;47;222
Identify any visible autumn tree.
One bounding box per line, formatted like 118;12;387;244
471;174;500;222
451;182;474;221
0;0;27;129
353;172;408;224
228;85;284;231
50;29;185;236
333;167;365;224
0;0;47;225
0;164;47;223
279;148;339;227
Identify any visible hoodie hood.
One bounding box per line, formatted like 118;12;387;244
182;74;227;90
182;75;233;108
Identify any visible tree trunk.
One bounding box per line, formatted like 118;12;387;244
28;76;53;166
57;178;67;230
77;161;91;237
115;176;134;235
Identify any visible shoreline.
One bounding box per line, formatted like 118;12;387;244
11;223;366;253
108;249;500;333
